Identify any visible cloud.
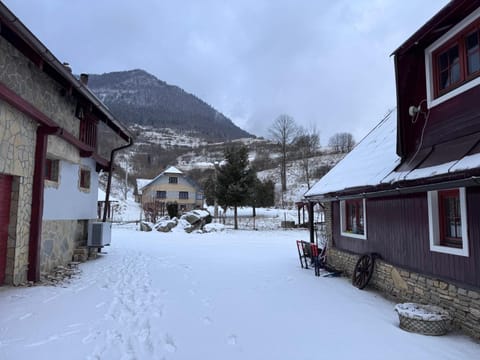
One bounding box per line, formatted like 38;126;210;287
3;0;449;143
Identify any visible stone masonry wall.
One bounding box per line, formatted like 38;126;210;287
0;36;79;135
40;220;87;275
0;100;36;284
327;247;480;340
0;32;86;283
0;35;80;163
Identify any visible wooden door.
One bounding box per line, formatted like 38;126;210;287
0;174;12;284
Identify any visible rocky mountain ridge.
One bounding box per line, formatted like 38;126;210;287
88;69;252;142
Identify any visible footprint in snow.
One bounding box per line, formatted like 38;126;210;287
203;316;212;325
227;334;237;345
19;313;32;320
95;302;106;309
163;334;177;353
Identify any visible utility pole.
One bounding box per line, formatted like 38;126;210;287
213;161;219;218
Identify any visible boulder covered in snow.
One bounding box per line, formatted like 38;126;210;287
181;209;211;225
203;223;225;233
154;217;178;232
178;209;212;233
140;222;154;232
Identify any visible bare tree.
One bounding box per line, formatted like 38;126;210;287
328;132;355;153
294;125;320;189
269;114;298;194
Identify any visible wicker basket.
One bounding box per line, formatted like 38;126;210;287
395;303;452;336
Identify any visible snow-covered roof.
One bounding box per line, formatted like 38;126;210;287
139;166;186;191
164;166;183;174
305;109;480;199
383;152;480;183
136;178;152;194
305;110;400;198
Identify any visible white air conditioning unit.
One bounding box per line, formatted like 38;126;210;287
88;222;112;247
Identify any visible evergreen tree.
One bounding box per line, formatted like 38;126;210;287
203;175;216;206
250;179;275;208
216;146;255;229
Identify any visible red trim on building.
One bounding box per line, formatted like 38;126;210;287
27;127;51;282
0;81;99;158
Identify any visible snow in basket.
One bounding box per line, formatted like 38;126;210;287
394;303;452;336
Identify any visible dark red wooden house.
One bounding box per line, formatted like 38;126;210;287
305;0;480;338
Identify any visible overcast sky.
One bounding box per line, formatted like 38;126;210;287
4;0;449;143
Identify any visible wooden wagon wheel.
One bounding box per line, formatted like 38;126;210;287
352;254;375;289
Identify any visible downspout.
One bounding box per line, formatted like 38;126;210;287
102;137;133;222
28;125;58;282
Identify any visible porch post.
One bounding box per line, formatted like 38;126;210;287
308;201;315;243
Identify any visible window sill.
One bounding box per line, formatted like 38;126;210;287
44;179;59;189
428;77;480;109
79;186;91;193
430;243;469;257
341;230;367;240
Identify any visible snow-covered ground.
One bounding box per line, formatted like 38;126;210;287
1;226;479;359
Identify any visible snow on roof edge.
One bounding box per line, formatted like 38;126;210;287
305;110;400;198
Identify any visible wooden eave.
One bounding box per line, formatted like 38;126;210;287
392;0;480;58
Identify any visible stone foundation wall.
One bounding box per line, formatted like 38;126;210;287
327;247;480;339
40;220;88;275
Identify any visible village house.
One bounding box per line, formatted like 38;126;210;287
305;0;480;338
0;2;132;285
137;166;204;218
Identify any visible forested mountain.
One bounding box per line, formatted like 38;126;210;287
88;69;252;141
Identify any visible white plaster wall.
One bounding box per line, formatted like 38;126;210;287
43;158;98;220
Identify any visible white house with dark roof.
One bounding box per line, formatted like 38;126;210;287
137;166;204;217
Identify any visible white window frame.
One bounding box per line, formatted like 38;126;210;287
427;188;469;257
339;199;367;240
425;7;480;108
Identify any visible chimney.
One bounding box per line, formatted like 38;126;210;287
80;73;89;86
62;62;72;72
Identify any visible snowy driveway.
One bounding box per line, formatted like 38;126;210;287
1;226;479;359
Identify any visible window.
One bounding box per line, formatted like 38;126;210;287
79;168;91;190
45;158;59;182
179;191;189;200
466;29;480;75
426;10;480;105
438;190;462;247
156;191;166;199
427;188;469;256
340;199;367;239
436;44;461;94
169;177;178;184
